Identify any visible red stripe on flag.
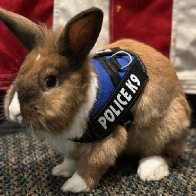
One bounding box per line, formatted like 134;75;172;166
0;0;53;90
110;0;172;57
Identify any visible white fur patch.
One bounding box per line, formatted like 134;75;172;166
44;73;98;155
61;173;89;193
36;54;41;61
137;156;169;181
52;156;77;177
43;132;75;155
9;91;22;124
65;72;98;140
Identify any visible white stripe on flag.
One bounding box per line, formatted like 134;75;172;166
53;0;109;50
170;0;196;94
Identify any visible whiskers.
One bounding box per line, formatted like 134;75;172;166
23;114;51;134
0;102;5;110
0;120;9;130
38;117;51;132
0;114;6;121
0;102;9;129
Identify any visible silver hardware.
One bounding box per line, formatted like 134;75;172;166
111;51;133;70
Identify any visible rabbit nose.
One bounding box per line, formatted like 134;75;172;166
9;91;22;124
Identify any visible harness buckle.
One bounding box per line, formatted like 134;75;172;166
110;51;133;70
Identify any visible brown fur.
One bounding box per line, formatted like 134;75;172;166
69;39;190;187
74;125;127;188
99;39;190;161
1;7;191;192
0;8;43;50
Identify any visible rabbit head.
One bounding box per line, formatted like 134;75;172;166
1;7;103;133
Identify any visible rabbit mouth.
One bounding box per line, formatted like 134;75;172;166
11;113;23;124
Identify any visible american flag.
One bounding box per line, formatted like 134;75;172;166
0;0;195;93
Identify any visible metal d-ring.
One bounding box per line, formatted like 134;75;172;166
111;51;133;70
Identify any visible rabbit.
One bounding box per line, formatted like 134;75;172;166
1;7;191;193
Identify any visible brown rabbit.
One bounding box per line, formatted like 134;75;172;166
1;7;190;193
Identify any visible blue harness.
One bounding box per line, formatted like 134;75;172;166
72;48;148;143
90;49;133;120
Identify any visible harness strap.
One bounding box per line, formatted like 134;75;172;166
94;55;121;87
93;50;134;126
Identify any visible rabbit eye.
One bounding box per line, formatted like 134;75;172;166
46;75;58;88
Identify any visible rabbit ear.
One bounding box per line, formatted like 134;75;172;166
0;8;43;51
58;7;103;61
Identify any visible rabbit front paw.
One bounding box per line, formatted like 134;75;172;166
52;157;77;177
